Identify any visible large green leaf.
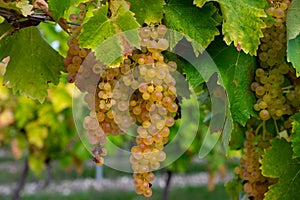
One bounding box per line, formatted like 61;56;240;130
287;36;300;72
0;27;64;102
164;0;220;56
127;0;165;24
292;112;300;158
48;0;72;20
79;5;115;49
79;3;139;50
94;35;123;66
286;0;300;40
261;138;300;200
207;37;257;126
194;0;267;55
287;0;300;72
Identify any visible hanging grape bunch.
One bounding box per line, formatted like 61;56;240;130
65;21;180;197
251;0;300;122
234;131;277;200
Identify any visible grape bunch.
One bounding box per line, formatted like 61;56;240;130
127;26;178;197
63;3;91;83
67;24;179;197
251;0;300;121
241;1;300;198
234;131;277;200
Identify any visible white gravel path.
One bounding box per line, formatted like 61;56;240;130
0;172;232;196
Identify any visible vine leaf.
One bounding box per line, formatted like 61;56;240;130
0;26;64;102
194;0;267;55
126;0;165;24
292;112;300;158
0;0;33;16
163;0;221;56
79;5;115;49
48;0;72;20
287;0;300;72
261;138;300;200
48;83;72;113
79;2;139;64
29;155;45;173
286;0;300;40
25;121;48;149
14;96;36;128
94;36;123;66
79;2;139;49
225;180;243;200
207;36;257;126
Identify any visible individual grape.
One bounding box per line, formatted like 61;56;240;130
78;3;86;10
258;101;268;109
150;31;159;40
259;109;270;120
259;52;268;62
255;86;265;96
250;82;260;92
140;27;151;38
157;38;169;51
253;103;260;111
278;63;289;74
157;24;167;36
255;68;265;77
274;8;285;19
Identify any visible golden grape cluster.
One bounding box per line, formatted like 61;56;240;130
241;0;300;198
129;26;178;197
234;131;277;200
252;0;300;121
66;23;179;197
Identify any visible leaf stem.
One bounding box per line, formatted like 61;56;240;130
0;27;14;41
262;120;267;140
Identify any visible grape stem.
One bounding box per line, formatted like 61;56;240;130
255;122;263;135
281;85;294;90
262;120;269;140
273;118;279;135
0;27;14;41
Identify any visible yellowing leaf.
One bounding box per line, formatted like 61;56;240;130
79;2;139;65
79;2;139;50
25;121;48;148
0;0;33;16
0;26;64;102
29;155;45;173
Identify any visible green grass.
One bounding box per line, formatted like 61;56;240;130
0;184;230;200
